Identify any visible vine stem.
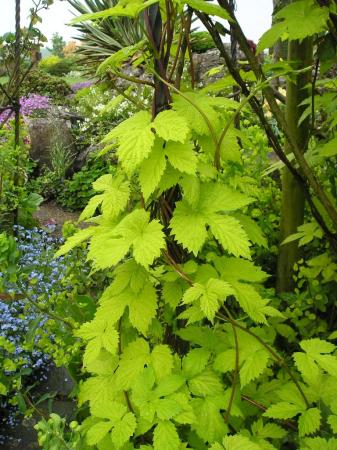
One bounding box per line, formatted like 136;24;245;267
223;305;239;423
214;88;258;169
216;312;310;409
118;319;135;414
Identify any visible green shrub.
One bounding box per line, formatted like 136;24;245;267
21;69;72;102
190;31;216;53
39;55;61;71
57;155;116;211
40;55;79;76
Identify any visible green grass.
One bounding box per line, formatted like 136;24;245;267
63;75;90;85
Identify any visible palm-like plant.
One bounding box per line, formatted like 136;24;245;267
67;0;144;72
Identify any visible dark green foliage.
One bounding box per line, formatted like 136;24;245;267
57;157;114;211
47;32;66;58
21;69;72;102
68;0;144;72
190;31;216;53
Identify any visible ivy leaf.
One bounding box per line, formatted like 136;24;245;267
153;110;189;142
264;402;304;419
139;140;166;200
153;421;180;450
299;408;321;437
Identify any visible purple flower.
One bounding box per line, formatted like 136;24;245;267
71;80;94;93
0;94;51;124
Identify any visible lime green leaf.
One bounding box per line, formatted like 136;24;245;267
192;397;228;443
189;370;223;397
80;174;130;221
151;345;174;380
111;412;137;448
154;375;186;398
328;415;337;434
0;382;7;396
170;200;207;255
87;421;113;446
223;434;261;450
231;282;271;323
240;349;270;387
172;92;220;135
299;408;321;437
116;209;165;267
115;339;151;389
97;42;144;75
209;214;251;258
315;354;337;376
104;111;154;175
153;421;180;450
232;213;268;248
264;402;304;419
139;140;166;200
55;227;95;257
71;0;158;23
257;22;285;53
213;256;268;283
293;353;320;384
128;282;157;335
153;398;182;420
182;348;211;378
165;141;198;174
300;338;335;355
153;110;189;142
186;0;231;20
257;0;329;52
213;349;236;374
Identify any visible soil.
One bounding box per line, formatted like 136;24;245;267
33;201;80;234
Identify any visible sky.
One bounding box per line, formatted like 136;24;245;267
2;0;273;46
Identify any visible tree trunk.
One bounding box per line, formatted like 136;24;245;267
276;36;313;293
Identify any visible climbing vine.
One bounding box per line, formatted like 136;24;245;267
31;0;337;448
